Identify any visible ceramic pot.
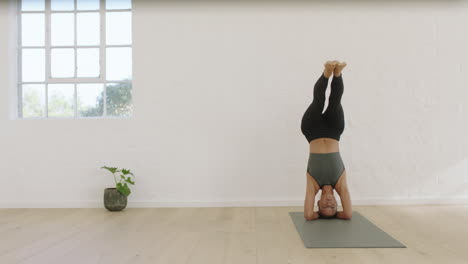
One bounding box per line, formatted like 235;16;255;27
104;187;127;211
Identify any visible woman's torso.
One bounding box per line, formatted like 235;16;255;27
309;137;340;153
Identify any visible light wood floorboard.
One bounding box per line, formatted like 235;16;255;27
1;205;467;264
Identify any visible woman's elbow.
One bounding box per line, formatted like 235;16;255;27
304;212;318;221
304;213;314;221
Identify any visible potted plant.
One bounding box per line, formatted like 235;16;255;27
101;166;135;211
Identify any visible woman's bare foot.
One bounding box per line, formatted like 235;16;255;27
323;61;337;78
334;61;347;77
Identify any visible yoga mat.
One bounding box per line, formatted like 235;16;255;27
289;211;406;248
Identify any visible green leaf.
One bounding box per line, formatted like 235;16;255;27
121;168;134;176
125;176;135;185
101;166;119;174
117;182;131;196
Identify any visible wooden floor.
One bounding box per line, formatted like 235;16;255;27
1;205;468;264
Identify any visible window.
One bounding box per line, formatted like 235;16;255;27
18;0;133;119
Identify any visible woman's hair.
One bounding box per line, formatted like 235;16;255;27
319;211;337;219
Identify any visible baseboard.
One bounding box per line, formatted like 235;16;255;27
1;197;468;208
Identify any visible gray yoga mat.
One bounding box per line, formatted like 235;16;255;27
289;211;406;248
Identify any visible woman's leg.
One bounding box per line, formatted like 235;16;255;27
301;73;329;131
301;62;337;138
309;73;329;114
323;74;345;131
304;61;336;118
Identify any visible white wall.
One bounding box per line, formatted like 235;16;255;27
1;0;468;208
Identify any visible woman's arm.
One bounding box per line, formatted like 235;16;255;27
304;189;320;220
335;175;353;220
304;173;320;220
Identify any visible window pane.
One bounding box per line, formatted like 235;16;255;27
48;84;75;117
51;13;74;46
77;0;100;10
106;12;131;45
106;0;131;9
77;13;100;45
22;49;45;82
51;48;75;78
51;0;74;11
21;14;45;46
77;84;103;117
106;47;132;81
22;0;45;11
77;48;100;77
106;83;132;117
22;84;45;118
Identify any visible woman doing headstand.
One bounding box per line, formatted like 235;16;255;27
301;60;352;220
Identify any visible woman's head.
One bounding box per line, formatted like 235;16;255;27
317;185;337;218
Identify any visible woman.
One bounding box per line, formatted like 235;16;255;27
301;60;352;220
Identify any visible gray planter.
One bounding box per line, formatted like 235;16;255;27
104;187;127;211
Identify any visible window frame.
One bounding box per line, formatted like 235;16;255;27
16;0;133;119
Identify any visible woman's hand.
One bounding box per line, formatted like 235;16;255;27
312;211;320;220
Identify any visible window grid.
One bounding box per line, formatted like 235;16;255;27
45;0;50;118
17;1;23;118
17;0;132;119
